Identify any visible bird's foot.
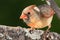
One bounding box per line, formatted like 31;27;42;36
27;28;35;34
42;30;50;40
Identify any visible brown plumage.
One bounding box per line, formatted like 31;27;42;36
20;4;55;30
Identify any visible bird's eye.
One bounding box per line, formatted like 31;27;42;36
27;12;30;15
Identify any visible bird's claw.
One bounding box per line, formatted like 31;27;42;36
27;28;35;34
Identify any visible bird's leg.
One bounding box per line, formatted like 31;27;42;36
42;24;51;40
46;24;51;33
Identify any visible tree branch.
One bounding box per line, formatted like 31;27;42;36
0;25;60;40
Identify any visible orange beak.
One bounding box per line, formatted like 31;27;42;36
20;14;27;19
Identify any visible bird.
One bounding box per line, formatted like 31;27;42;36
20;0;60;31
20;3;55;31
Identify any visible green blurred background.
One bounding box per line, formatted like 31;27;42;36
0;0;60;33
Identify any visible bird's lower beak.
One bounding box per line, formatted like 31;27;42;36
20;14;27;19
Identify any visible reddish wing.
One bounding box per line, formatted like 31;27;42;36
40;5;55;18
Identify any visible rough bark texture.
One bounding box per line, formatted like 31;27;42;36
0;25;60;40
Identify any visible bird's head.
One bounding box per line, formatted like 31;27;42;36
20;5;38;23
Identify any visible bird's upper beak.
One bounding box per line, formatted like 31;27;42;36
20;14;27;19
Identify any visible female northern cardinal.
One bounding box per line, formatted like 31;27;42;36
20;4;55;31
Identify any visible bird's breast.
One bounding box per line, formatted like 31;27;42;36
27;16;53;28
